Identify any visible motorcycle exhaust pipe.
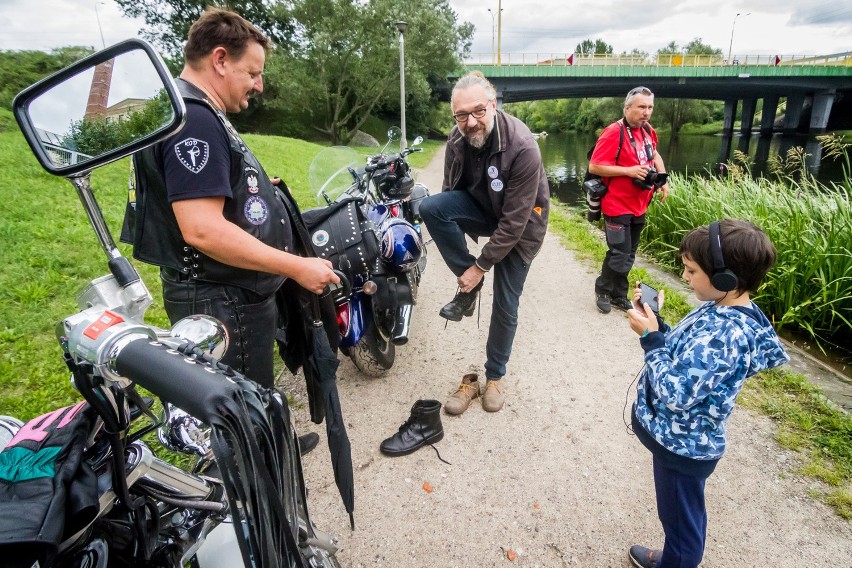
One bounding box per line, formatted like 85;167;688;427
391;304;412;345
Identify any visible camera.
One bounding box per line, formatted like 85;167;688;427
632;168;668;190
583;177;608;222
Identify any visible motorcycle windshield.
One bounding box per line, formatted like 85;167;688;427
308;146;363;205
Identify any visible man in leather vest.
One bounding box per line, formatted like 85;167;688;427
121;8;338;433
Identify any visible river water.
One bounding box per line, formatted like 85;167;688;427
539;130;848;206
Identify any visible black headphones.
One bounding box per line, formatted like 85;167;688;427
709;221;738;292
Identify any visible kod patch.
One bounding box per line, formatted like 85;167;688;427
244;196;269;225
490;179;504;192
312;230;330;248
487;165;499;179
174;138;209;174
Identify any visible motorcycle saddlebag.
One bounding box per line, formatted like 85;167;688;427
302;197;380;284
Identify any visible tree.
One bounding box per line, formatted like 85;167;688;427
574;39;613;56
0;47;94;109
114;0;296;61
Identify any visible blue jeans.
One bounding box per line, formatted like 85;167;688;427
419;191;531;380
160;269;278;388
653;457;709;568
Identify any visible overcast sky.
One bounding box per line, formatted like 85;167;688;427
1;0;850;58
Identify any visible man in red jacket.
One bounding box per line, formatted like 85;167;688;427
589;86;669;314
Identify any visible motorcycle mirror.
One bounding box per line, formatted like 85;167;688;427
13;38;185;178
412;136;423;146
387;126;401;142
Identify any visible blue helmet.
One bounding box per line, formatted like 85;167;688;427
380;218;422;272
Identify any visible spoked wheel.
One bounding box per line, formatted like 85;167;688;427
349;318;395;376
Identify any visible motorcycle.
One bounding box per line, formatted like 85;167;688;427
0;39;339;568
303;130;430;376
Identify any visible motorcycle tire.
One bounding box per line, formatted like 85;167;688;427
349;320;395;376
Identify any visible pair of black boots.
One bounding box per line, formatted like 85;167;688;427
380;400;444;456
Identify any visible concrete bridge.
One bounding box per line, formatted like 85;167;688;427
454;52;852;135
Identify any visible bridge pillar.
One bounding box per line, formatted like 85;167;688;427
783;93;805;135
723;100;738;135
760;95;779;135
809;91;836;133
495;91;504;110
740;98;757;134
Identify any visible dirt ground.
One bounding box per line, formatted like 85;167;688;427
281;148;852;567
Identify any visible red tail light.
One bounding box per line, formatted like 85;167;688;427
336;303;350;336
389;203;401;217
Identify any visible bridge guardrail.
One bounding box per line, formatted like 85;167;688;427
464;52;852;68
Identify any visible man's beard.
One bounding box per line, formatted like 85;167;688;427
464;117;494;149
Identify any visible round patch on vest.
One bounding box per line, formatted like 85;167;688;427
174;138;209;174
490;179;504;192
244;196;269;225
487;165;499;179
312;230;330;248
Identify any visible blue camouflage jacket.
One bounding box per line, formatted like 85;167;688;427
634;301;789;461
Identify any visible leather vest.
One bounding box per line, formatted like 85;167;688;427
121;79;293;297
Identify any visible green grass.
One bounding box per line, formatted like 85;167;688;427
0;127;441;421
549;198;852;520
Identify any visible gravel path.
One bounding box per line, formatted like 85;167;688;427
280;147;852;567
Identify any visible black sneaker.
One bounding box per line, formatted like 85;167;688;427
439;278;484;321
595;293;611;314
628;545;662;568
611;296;634;312
298;432;320;456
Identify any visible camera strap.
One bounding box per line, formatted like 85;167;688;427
620;120;654;165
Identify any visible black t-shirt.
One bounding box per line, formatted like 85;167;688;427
460;131;497;218
161;103;233;202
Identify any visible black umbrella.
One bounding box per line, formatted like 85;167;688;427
305;295;355;529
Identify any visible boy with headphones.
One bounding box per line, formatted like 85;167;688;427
624;219;789;568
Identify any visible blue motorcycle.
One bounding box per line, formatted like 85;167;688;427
304;129;429;376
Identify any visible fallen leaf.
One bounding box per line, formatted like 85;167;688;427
422;481;433;493
506;549;517;561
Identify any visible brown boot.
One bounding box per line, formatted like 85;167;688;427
481;379;506;412
444;373;480;415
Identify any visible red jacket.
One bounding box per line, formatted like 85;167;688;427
591;120;658;217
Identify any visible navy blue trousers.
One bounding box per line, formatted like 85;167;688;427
419;190;531;379
653;457;708;568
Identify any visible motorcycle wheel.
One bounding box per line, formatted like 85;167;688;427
349;319;395;376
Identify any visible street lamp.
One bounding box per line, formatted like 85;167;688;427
94;2;106;48
727;12;750;65
487;8;496;65
395;21;408;151
496;0;503;66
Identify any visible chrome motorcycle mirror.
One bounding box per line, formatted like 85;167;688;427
412;135;423;146
386;126;402;141
13;38;185;177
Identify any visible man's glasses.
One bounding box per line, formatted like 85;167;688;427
628;86;652;96
453;107;489;123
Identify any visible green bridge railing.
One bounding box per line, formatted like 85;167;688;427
464;51;852;68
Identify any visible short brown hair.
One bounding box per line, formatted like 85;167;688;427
184;7;270;66
679;218;777;293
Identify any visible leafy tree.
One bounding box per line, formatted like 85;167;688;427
574;39;613;56
114;0;297;62
0;47;94;109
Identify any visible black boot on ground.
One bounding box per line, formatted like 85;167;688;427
380;399;445;457
298;432;320;456
439;277;484;321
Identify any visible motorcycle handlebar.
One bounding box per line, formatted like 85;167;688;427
114;337;241;424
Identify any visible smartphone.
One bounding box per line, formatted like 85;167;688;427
639;283;659;313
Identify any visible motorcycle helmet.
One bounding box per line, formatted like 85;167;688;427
380;218;423;272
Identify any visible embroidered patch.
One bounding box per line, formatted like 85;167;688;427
312;230;330;247
487;165;499;179
244;196;269;225
490;179;504;192
247;174;259;194
174;138;209;174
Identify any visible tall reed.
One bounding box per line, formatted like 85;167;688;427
641;165;852;352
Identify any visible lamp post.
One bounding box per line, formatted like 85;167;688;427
395;21;408;151
94;2;106;48
726;12;750;65
496;0;503;65
487;8;496;64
